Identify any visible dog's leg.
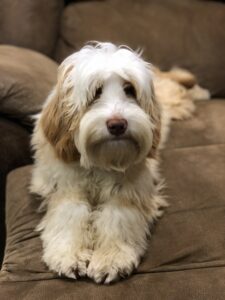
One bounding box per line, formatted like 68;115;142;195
87;202;154;284
38;197;92;279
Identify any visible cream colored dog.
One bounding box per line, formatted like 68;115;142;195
30;42;209;284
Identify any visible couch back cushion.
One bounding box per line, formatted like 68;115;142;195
0;0;63;57
55;0;225;97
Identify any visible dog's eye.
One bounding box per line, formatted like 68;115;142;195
93;86;103;101
124;83;136;98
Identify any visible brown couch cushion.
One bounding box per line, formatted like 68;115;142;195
1;100;225;297
0;0;63;57
0;166;55;282
1;102;225;299
1;268;225;300
0;46;58;127
1;137;225;282
166;100;225;149
1;142;225;297
55;0;225;97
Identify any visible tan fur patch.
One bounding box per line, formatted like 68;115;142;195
153;66;197;89
41;85;81;163
148;83;161;159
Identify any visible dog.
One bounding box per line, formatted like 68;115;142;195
30;42;209;284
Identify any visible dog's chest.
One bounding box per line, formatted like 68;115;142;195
79;169;123;206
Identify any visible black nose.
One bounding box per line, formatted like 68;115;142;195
106;119;128;136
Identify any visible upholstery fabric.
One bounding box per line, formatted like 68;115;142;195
1;268;225;300
1;0;225;298
55;0;225;97
166;100;225;149
1;101;225;298
0;166;54;282
0;0;63;57
0;46;58;127
0;45;57;265
0;118;32;265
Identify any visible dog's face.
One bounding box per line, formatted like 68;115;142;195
41;43;161;171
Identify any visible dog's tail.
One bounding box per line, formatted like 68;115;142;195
154;66;197;89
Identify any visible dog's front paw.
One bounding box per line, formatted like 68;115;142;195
87;246;140;284
43;248;93;279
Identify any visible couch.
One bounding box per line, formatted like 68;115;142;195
0;0;225;299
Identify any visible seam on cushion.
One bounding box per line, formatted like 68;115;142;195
135;261;225;275
167;204;225;215
1;262;225;283
59;34;75;50
0;276;58;283
163;142;225;151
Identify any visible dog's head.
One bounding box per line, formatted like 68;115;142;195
41;42;161;171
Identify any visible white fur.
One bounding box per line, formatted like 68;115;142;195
30;42;208;284
75;75;154;171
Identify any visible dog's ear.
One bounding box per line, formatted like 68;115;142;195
40;63;81;163
148;82;161;159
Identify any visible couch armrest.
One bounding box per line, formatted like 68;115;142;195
0;45;58;127
0;45;58;263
